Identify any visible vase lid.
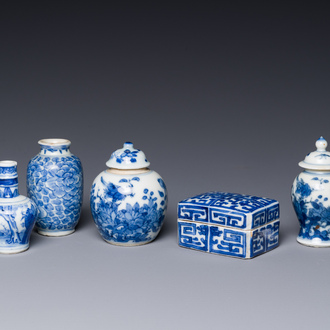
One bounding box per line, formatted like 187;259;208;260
299;137;330;170
106;142;150;170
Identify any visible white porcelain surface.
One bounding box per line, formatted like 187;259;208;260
0;160;37;254
106;142;150;170
299;136;330;170
292;137;330;247
91;142;167;246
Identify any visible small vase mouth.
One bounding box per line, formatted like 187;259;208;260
38;138;71;147
0;160;17;167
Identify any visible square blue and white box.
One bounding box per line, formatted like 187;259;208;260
177;192;280;259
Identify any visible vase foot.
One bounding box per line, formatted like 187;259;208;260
0;244;29;254
37;229;75;237
103;238;155;247
297;236;330;247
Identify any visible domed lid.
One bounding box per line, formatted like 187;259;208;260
106;142;150;170
299;137;330;170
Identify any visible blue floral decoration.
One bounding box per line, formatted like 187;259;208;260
90;177;167;243
292;175;330;241
115;149;139;164
0;166;17;176
27;155;83;231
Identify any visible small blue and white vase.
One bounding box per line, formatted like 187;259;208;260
0;161;38;253
90;142;168;246
292;137;330;247
27;139;83;237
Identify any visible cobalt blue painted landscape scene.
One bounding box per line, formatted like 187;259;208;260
292;175;330;242
0;160;38;253
0;202;37;250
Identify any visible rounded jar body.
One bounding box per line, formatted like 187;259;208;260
292;170;330;247
27;139;83;236
0;161;37;254
90;169;167;246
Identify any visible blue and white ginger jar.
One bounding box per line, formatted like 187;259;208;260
90;142;168;246
0;161;37;253
292;137;330;247
27;139;83;237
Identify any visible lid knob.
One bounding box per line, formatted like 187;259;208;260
123;142;133;149
316;136;327;152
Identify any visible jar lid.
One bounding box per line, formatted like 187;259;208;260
106;142;150;170
299;137;330;170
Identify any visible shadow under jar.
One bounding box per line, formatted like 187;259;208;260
27;139;83;237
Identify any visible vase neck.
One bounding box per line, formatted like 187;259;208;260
38;139;72;156
39;145;71;156
0;161;19;198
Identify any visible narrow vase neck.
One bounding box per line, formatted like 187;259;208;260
0;161;19;198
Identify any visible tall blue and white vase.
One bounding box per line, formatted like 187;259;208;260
292;137;330;247
27;139;83;237
90;142;168;246
0;161;38;253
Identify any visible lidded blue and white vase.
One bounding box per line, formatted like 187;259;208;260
90;142;167;246
292;137;330;247
27;139;83;237
0;161;38;253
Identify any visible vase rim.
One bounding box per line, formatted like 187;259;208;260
0;160;17;167
38;138;71;147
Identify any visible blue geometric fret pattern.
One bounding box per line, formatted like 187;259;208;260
178;222;208;251
178;205;208;222
209;208;246;228
251;220;280;258
178;220;280;259
178;192;280;258
252;204;280;228
209;227;246;257
179;192;279;229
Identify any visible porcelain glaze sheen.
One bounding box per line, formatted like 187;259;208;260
178;192;280;258
90;142;167;246
27;139;83;236
292;137;330;247
0;161;37;253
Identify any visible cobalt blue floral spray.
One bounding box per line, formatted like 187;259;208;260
292;137;330;247
90;142;167;246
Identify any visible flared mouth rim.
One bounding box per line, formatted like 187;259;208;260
38;138;71;147
0;160;17;167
